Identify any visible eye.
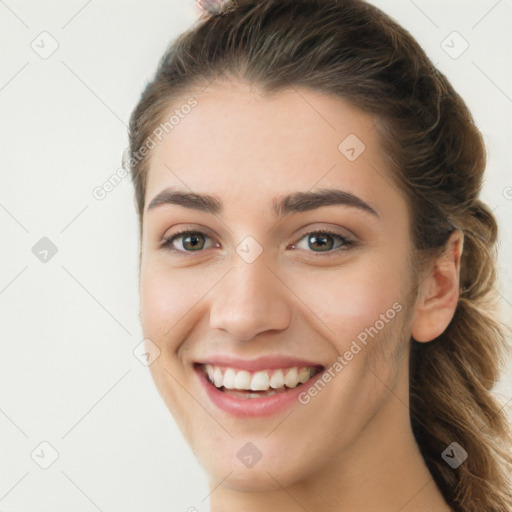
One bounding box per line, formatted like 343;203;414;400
289;229;357;254
161;229;218;253
160;228;357;256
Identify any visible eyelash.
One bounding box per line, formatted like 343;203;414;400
160;228;357;256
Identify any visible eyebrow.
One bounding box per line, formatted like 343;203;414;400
147;187;379;218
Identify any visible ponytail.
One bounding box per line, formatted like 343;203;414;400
410;201;512;511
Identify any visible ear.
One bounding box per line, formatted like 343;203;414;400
411;230;464;343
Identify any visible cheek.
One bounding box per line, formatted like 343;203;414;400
140;270;172;340
139;264;202;436
294;256;407;347
139;262;202;340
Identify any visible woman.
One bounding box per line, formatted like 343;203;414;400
126;0;512;510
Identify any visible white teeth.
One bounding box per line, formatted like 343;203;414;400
203;364;319;392
234;370;251;390
251;370;270;391
223;368;236;389
213;367;223;388
284;367;298;388
269;369;284;389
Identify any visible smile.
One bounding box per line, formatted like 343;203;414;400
201;364;322;397
194;359;326;417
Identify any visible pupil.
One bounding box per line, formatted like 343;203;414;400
309;234;333;251
184;233;204;251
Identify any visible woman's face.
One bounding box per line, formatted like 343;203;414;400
139;79;418;490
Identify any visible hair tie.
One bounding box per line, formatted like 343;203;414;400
196;0;228;16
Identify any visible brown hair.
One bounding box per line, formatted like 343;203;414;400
126;1;512;509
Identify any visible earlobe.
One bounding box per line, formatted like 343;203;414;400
411;230;464;343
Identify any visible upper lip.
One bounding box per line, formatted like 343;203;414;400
194;355;325;372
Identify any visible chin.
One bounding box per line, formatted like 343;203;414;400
195;436;317;492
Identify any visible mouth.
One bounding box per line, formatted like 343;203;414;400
197;363;324;399
193;359;325;417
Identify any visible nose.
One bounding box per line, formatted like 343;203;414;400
208;256;292;342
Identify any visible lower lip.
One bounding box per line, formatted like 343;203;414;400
195;365;323;418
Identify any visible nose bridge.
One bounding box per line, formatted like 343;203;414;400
208;253;292;341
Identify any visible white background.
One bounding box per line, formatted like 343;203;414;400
1;1;511;510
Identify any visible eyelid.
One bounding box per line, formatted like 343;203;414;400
292;224;357;243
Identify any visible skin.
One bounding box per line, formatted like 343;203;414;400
139;78;462;511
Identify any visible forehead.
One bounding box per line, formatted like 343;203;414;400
145;79;403;216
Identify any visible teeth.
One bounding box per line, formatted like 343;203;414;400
234;370;251;390
203;364;319;391
284;367;298;388
298;367;310;383
251;370;270;391
205;364;214;381
213;366;223;388
269;369;284;389
223;368;236;389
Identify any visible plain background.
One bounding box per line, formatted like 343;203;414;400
1;1;511;510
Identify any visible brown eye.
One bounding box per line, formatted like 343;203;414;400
308;233;336;251
162;230;216;253
291;230;356;254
